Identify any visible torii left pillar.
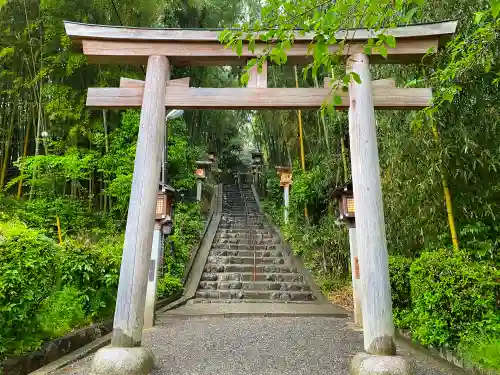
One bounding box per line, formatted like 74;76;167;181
90;55;169;375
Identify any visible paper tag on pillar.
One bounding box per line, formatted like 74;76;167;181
354;256;360;279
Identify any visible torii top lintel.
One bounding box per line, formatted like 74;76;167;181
64;20;457;66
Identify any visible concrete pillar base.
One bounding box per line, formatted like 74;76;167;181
351;352;415;375
90;346;155;375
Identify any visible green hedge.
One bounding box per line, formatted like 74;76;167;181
388;255;412;327
388;250;500;371
0;222;61;356
409;249;498;347
0;221;124;358
0;201;204;360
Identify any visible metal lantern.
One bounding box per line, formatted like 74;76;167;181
331;182;355;223
251;150;263;165
196;160;212;178
340;194;355;220
156;185;176;235
275;166;292;187
207;151;217;162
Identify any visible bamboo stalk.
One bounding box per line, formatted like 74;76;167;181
340;121;349;183
1;105;16;188
432;122;459;250
17;107;32;198
56;215;63;244
294;65;308;219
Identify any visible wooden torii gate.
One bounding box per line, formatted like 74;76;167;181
64;20;456;375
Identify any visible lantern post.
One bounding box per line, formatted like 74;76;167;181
276;166;292;223
195;160;212;202
144;184;177;329
251;150;263;194
332;182;361;326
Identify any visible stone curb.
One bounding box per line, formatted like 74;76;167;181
158;311;349;320
28;334;111;375
16;292;180;375
395;329;498;375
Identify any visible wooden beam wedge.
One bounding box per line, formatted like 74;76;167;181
247;61;268;88
324;77;396;88
87;86;432;110
120;77;190;88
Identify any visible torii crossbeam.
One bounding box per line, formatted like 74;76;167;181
63;20;457;375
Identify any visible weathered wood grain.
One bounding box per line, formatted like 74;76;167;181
111;55;169;348
324;77;396;88
82;38;439;65
247;61;268;88
347;53;396;355
86;86;432;110
120;77;190;88
65;20;458;44
348;225;362;327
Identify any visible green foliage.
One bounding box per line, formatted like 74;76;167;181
59;237;123;319
389;249;499;371
459;334;500;371
37;286;86;338
388;256;413;327
0;221;60;356
409;249;499;347
157;274;183;299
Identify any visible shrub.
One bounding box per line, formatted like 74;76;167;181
165;202;203;278
59;236;122;320
38;286;86;338
157;274;183;299
409;249;499;347
0;221;61;356
388;255;413;328
459;334;500;372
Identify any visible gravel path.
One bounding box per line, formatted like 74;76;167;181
54;317;460;375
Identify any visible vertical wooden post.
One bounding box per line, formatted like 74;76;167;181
111;55;169;347
283;184;290;223
247;61;268;88
144;224;162;329
348;223;362;326
196;179;202;201
347;53;395;355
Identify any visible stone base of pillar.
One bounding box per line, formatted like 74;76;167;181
90;346;155;375
351;352;415;375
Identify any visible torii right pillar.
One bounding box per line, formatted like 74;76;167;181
348;53;414;374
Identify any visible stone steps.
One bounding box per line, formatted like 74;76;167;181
201;272;304;282
196;183;315;303
195;290;315;301
189;298;319;304
213;238;280;245
211;244;282;250
204;264;300;273
214;233;277;239
209;249;284;257
217;228;274;234
206;256;285;265
199;280;311;292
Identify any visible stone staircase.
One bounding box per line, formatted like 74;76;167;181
194;183;316;302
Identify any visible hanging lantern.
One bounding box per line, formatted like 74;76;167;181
207;151;217;163
276;166;293;187
331;182;355;223
156;185;176;235
251;150;263;165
